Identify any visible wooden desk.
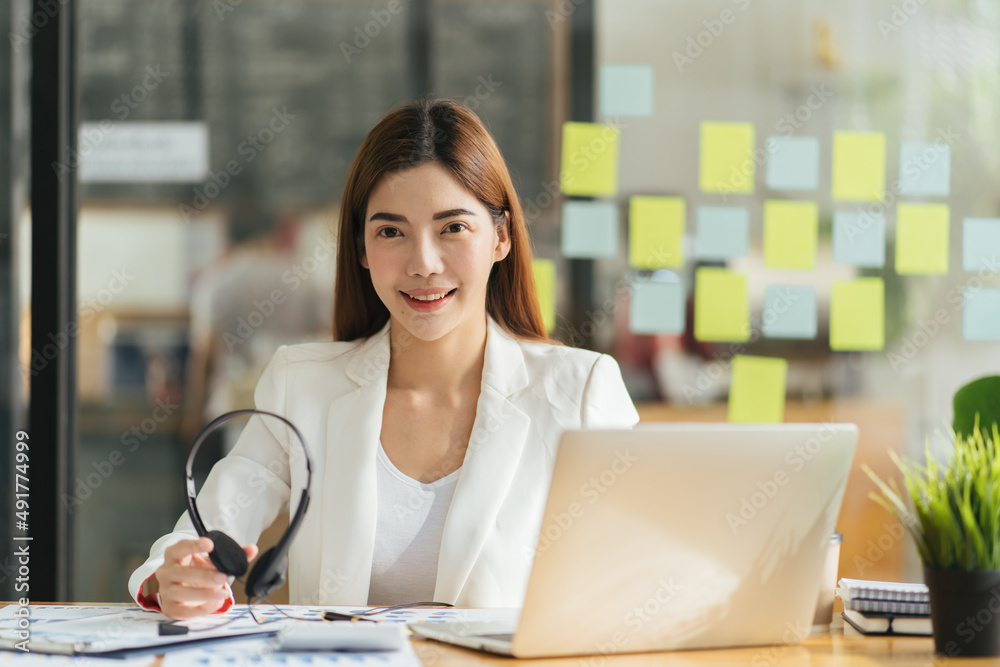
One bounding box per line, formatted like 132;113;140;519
2;603;971;666
414;621;950;665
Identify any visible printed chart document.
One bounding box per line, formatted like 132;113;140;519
161;634;422;667
0;604;518;663
0;649;152;665
0;605;276;656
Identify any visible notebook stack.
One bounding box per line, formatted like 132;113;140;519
836;578;931;636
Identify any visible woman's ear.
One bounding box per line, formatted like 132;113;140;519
357;236;369;269
494;211;512;262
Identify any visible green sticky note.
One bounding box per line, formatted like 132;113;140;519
560;122;620;196
629;196;686;269
830;278;885;351
895;203;950;275
832;131;885;202
699;122;755;195
728;355;788;423
694;267;749;342
763;200;818;270
532;259;556;333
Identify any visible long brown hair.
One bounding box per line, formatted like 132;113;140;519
333;98;547;342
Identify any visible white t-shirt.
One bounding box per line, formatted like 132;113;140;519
368;442;461;606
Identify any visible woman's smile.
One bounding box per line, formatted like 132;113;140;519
401;287;458;312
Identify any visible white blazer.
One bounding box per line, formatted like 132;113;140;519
129;316;640;608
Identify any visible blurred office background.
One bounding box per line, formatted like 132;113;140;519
2;0;999;602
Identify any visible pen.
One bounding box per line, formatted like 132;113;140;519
322;611;378;623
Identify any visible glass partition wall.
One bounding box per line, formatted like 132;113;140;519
596;0;1000;583
40;0;1000;601
72;0;569;602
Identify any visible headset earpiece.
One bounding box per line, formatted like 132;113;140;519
205;530;248;577
245;546;288;600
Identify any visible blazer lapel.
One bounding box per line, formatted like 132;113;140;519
314;317;532;605
434;317;531;603
316;322;390;604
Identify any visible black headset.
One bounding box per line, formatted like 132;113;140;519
185;409;312;601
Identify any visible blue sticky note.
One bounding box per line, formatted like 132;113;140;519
598;64;655;118
765;136;820;191
963;287;1000;341
762;285;818;339
560;200;618;258
898;141;951;197
832;210;886;268
629;277;685;335
963;218;1000;273
695;206;750;261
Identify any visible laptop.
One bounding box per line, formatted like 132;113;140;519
411;423;858;658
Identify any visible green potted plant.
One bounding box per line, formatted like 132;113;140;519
864;375;1000;657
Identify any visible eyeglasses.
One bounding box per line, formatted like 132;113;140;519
322;601;454;623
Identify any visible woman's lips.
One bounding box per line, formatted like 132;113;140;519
401;288;457;312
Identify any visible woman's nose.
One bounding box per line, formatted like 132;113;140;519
407;234;445;276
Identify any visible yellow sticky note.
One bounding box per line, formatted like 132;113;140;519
699;122;755;195
629;196;686;269
560;122;620;196
830;278;885;351
694;267;749;342
895;203;950;275
728;355;788;423
763;200;818;270
832;131;885;201
532;259;556;333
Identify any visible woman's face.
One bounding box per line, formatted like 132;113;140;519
362;161;510;342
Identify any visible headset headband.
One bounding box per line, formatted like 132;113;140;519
184;408;312;599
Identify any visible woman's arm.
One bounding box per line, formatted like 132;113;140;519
128;347;296;612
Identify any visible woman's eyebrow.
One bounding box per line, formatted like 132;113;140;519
368;208;478;223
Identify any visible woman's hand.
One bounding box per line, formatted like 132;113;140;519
152;537;259;620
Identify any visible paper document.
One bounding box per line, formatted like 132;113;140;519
162;635;422;667
322;605;519;625
161;638;421;667
0;605;518;661
0;650;152;665
0;605;277;655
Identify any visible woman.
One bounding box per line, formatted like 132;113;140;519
128;99;639;620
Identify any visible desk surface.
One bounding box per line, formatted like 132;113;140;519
3;603;981;666
411;622;963;666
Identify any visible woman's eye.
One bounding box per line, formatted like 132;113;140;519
377;227;400;238
445;223;466;233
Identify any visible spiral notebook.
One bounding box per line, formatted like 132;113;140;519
836;578;930;616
